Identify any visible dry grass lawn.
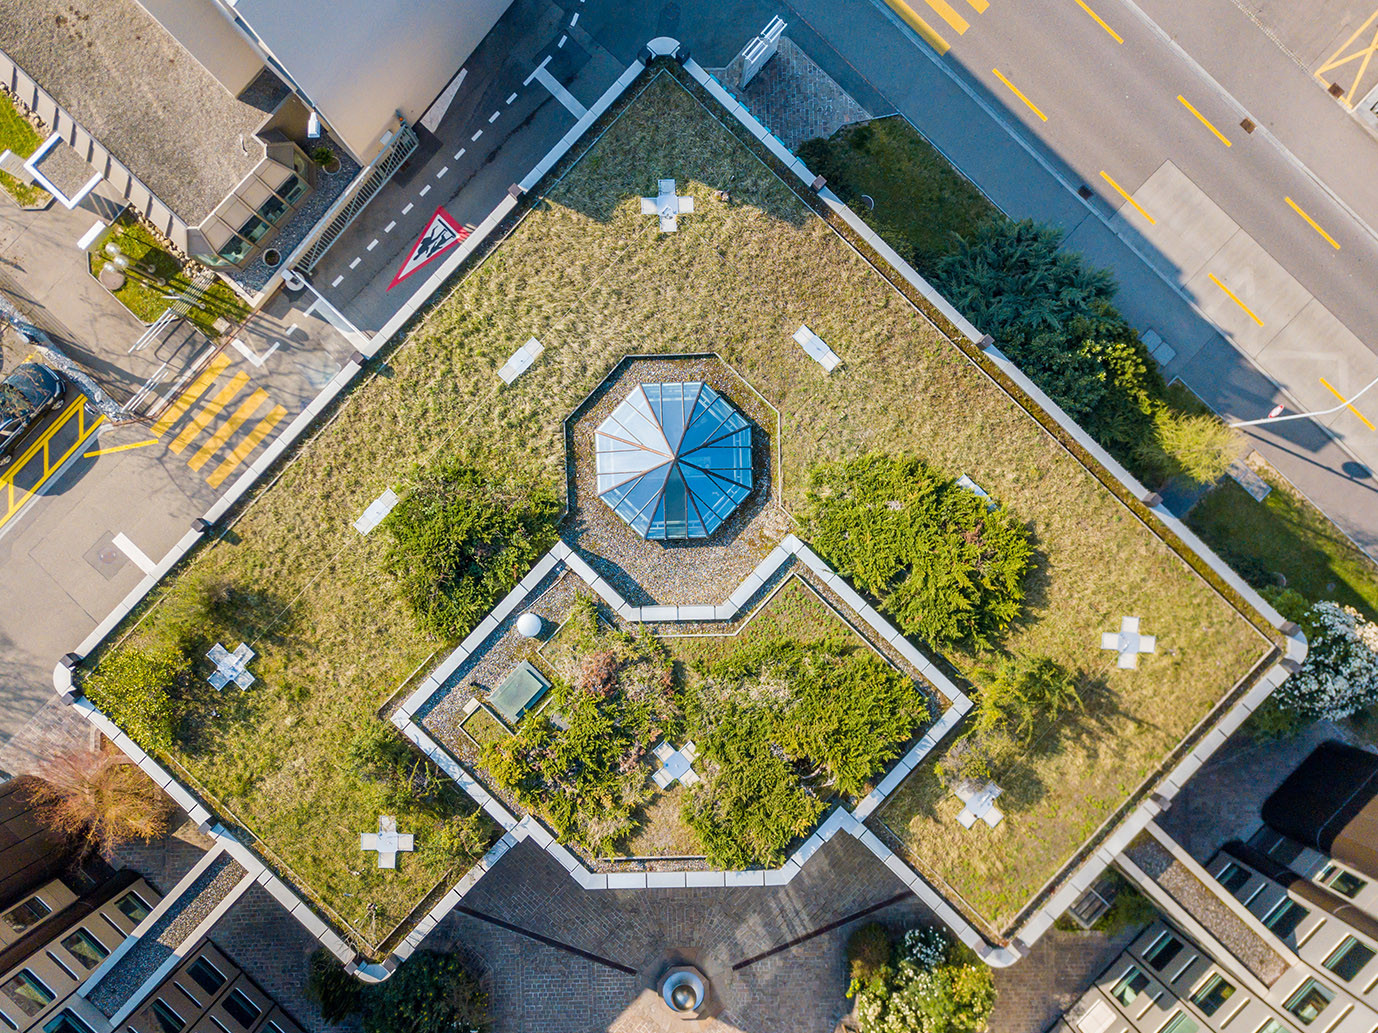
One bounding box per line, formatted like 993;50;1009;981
86;72;1270;949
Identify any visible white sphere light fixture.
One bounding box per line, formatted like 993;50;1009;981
516;612;543;639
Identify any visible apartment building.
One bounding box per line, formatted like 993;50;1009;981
1058;742;1378;1033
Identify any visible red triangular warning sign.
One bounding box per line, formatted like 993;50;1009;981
387;205;469;290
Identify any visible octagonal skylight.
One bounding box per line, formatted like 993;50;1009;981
595;382;752;540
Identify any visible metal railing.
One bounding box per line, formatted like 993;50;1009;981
128;268;216;353
295;122;419;271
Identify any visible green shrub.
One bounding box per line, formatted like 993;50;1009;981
1094;879;1158;934
848;923;894;988
84;646;188;754
1138;410;1245;484
804;453;1032;648
382;460;559;640
362;951;488;1033
851;925;996;1033
970;655;1082;745
304;948;363;1023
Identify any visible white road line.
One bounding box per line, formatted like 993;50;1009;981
231;336;280;368
367;239;379;251
402;202;414;215
112;532;158;576
471;129;483;141
437;166;449;179
533;62;587;118
506;92;517;104
524;55;553;86
488;110;500;123
454;148;466;160
570;11;578;25
384;220;396;233
349;257;362;269
420;184;432;197
558;34;567;47
331;274;344;287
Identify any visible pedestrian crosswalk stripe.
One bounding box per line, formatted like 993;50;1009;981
169;372;249;455
921;0;970;34
882;0;952;54
188;389;268;472
151;354;231;436
206;404;287;489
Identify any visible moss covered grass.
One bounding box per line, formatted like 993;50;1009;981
86;72;1267;943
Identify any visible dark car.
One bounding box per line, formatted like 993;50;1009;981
0;363;64;467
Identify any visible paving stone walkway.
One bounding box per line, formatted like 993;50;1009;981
988;927;1140;1033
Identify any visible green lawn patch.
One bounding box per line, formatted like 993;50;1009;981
459;706;509;749
1187;463;1378;620
83;71;1269;949
0;93;48;207
798;115;1000;279
89;215;249;337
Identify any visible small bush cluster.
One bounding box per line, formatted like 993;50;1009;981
382;459;559;641
29;749;174;858
804;453;1032;649
306;950;488;1033
1273;600;1378;720
847;923;996;1033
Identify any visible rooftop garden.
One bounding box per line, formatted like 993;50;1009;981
82;69;1271;955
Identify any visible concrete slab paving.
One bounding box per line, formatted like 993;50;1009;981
1183;228;1313;356
1112;161;1241;285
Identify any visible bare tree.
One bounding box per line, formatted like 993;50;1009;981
29;748;173;858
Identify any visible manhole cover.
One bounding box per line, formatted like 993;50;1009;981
83;531;128;581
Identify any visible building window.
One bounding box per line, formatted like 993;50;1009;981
255;193;288;226
1143;931;1185;972
1160;1011;1200;1033
1324;936;1376;982
2;970;55;1017
222;989;261;1029
1217;863;1252;895
43;1012;96;1033
274;173;308;206
116;891;151;924
1191;974;1236;1017
61;928;110;970
3;896;51;933
147;999;184;1033
1111;965;1151;1007
1263;900;1309;939
1319;864;1367;899
1284;979;1334;1025
1256;1021;1294;1033
187;957;227;996
197;170;313;270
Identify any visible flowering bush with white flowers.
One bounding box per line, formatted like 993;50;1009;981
1274;602;1378;720
848;924;995;1033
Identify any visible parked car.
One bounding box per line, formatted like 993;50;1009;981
0;363;64;467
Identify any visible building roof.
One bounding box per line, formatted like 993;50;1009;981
0;776;76;910
0;0;282;222
1223;840;1378;947
1262;740;1378;882
595;382;752;540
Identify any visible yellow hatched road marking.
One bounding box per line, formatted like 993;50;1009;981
993;68;1048;121
880;0;951;54
964;0;989;11
188;389;268;472
919;0;970;34
151;353;231;436
206;404;286;489
1284;196;1341;250
1099;170;1156;224
1;399;104;531
169;372;249;455
1316;7;1378;106
1074;0;1123;43
1208;273;1264;326
1320;377;1377;430
1178;95;1232;146
83;438;158;458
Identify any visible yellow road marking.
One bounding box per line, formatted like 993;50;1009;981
1284;196;1341;250
918;0;970;34
1316;7;1378;106
993;68;1048;121
83;438;158;458
1099;171;1156;224
1;399;104;531
188;389;268;472
151;353;231;436
206;404;286;489
1208;273;1264;326
1074;0;1123;43
964;0;989;11
169;372;249;455
1320;377;1377;430
1177;95;1232;146
881;0;951;54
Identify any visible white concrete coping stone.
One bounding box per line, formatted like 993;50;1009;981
112;731;148;767
684;871;726;888
724;870;766;887
574;869;609;890
563;550;599;585
645;36;680;55
858;828;891;860
487;585;526;627
461;697;483;717
763;859;800;886
607;872;646;889
713;603;738;620
497;337;544;385
431;644;471;685
756;545;791;579
353;489;400;535
521;551;561;589
727;571;765;610
883;853;916;883
678;605;716;621
646;871;687;888
790;833;825;868
588;576;627;609
546;842;582;873
829;579;870;620
619;605;643;622
459;614;500;656
852;796;881;822
549;540;572;560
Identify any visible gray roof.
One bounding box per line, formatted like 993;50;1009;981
0;0;282;222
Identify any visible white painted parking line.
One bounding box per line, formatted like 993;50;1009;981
523;56;551;86
331;274;344;287
455;148;466;160
113;532;157;576
420;184;432;197
533;61;587;117
471;129;483;141
402;202;414;215
367;239;379;251
558;34;567;47
488;110;500;123
384;220;396;233
506;92;517;105
570;11;578;25
231;336;280;368
437;166;449;179
349;257;362;269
